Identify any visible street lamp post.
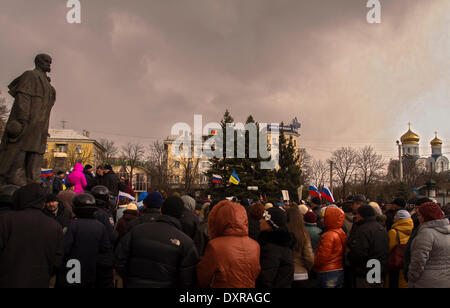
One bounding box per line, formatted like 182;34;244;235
396;140;403;182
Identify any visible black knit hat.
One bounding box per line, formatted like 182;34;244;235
161;196;185;219
45;194;58;203
311;197;321;205
391;198;406;208
264;207;287;230
357;204;376;218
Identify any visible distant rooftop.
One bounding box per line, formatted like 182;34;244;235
48;129;91;140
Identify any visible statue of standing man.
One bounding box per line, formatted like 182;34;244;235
0;54;56;187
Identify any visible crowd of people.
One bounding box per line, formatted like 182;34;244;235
1;163;450;288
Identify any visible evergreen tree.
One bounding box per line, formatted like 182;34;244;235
205;111;278;201
276;123;302;202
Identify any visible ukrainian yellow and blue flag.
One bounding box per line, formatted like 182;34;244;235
229;170;240;185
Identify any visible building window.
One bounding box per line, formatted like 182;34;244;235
75;145;82;154
441;162;445;172
45;144;48;153
56;144;67;153
174;161;180;169
174;175;180;184
134;173;147;192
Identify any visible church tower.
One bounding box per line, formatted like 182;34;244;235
400;123;420;159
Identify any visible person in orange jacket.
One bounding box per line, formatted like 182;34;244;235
197;200;261;288
313;206;346;288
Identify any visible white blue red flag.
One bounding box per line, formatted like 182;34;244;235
212;174;223;184
308;185;321;198
321;187;335;203
118;191;135;201
41;169;54;178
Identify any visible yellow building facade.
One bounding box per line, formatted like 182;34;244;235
44;129;106;171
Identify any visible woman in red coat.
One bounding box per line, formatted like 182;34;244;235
197;200;261;288
313;206;346;288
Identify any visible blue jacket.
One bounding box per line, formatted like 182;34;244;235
305;223;322;253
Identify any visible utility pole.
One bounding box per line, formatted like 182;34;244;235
329;160;333;194
396;140;403;182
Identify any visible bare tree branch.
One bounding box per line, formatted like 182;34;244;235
330;147;358;198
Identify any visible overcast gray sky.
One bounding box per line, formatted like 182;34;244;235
0;0;449;161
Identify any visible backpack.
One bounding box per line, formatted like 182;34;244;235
388;229;405;271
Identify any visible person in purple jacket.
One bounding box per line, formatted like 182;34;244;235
67;163;87;194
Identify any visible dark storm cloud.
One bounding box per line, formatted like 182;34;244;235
0;0;449;159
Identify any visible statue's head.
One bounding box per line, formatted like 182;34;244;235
35;54;52;73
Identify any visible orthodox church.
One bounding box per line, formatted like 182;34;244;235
400;124;449;173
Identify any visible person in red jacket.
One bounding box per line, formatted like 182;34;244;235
197;200;261;288
313;206;346;288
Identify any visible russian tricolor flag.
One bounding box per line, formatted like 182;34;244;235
321;187;335;203
41;169;54;178
212;174;222;184
309;185;321;198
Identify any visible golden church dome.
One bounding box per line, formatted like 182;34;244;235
400;123;420;145
430;132;443;147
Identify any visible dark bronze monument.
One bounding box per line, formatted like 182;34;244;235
0;54;56;186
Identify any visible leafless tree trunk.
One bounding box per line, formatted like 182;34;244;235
298;148;312;185
356;146;385;196
121;142;146;183
308;159;329;189
180;156;199;194
147;140;173;192
331;147;358;199
65;145;93;170
98;138;118;165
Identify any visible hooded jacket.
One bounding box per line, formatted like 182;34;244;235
408;218;450;288
67;163;87;194
180;195;201;239
197;201;261;288
56;190;76;218
0;184;64;288
313;207;346;273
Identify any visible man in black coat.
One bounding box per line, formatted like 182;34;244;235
126;191;163;232
347;205;389;288
52;171;65;195
42;194;72;230
115;196;200;288
91;185;117;288
102;165;121;197
0;183;64;288
83;164;95;191
58;194;112;288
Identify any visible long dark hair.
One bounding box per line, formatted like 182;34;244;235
286;206;310;253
